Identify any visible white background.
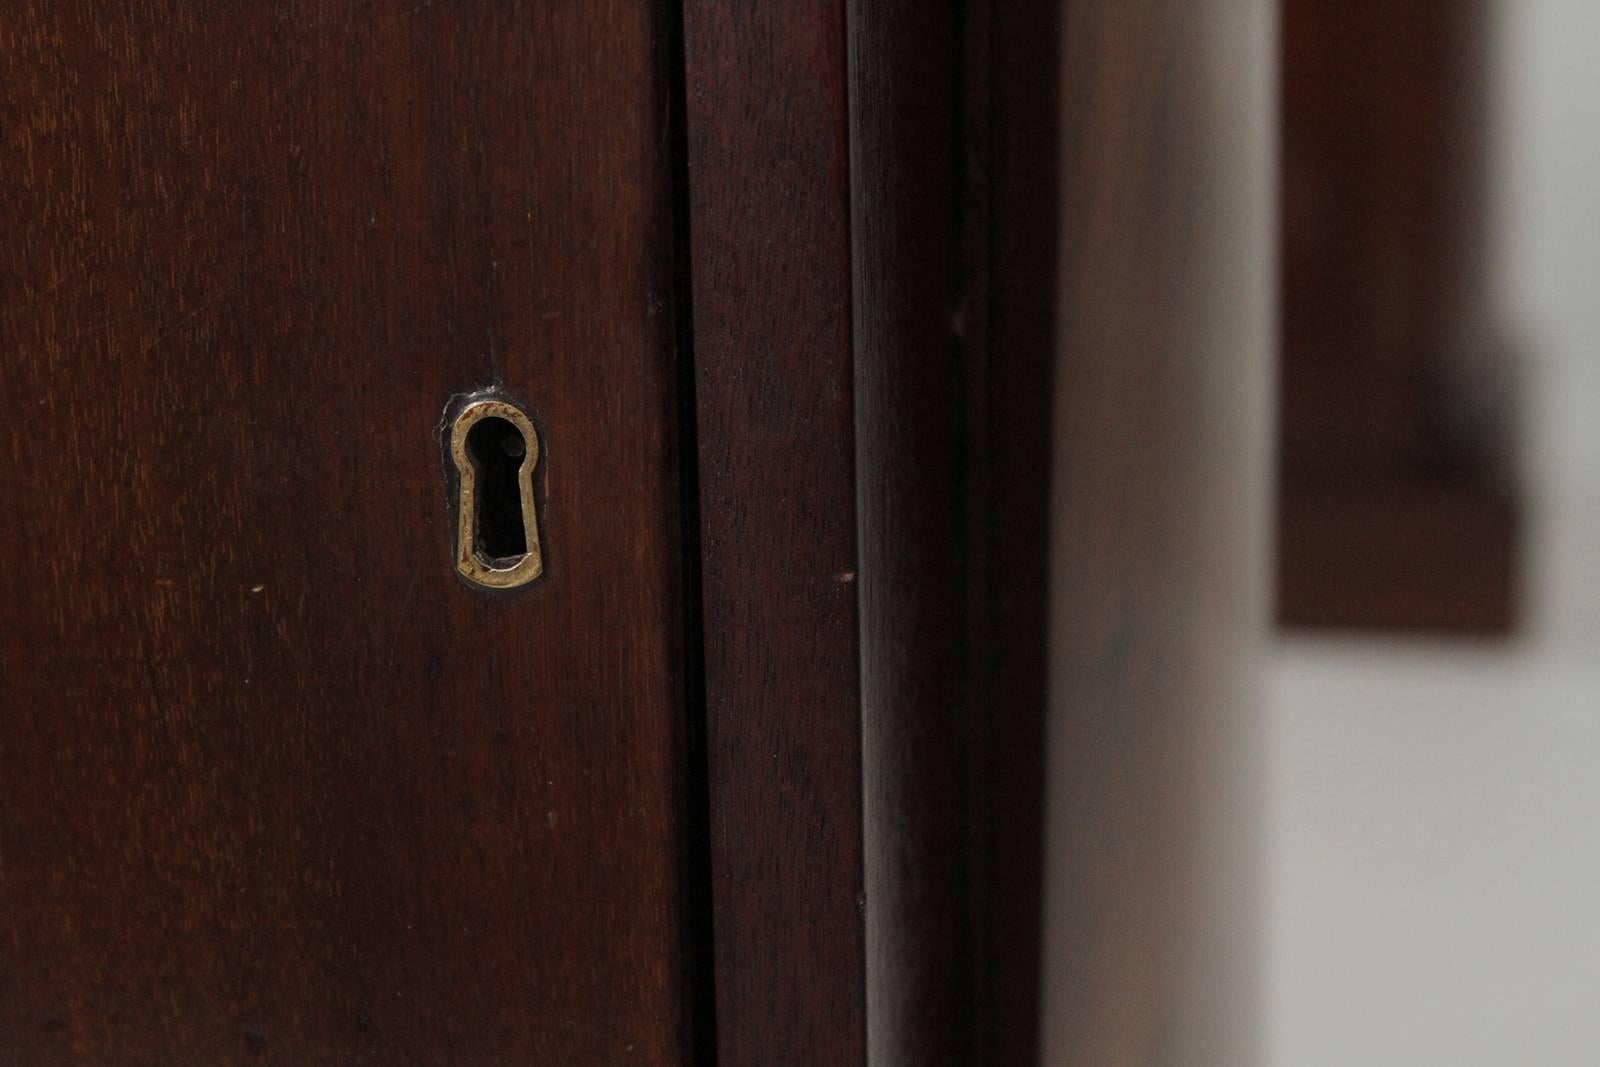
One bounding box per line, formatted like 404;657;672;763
1265;2;1600;1062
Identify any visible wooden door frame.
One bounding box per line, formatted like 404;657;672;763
679;2;1056;1063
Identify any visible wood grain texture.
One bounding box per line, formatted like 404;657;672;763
1041;0;1273;1062
847;0;973;1063
680;3;867;1065
849;0;1062;1062
0;3;693;1064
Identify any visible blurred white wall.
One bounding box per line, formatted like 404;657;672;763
1265;2;1600;1064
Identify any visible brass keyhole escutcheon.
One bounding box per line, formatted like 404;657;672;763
449;398;543;590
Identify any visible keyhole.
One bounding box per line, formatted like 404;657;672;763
448;397;543;589
466;416;529;562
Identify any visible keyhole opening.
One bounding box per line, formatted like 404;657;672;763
466;416;529;563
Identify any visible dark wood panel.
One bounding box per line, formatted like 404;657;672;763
680;3;867;1065
1279;485;1516;633
1041;0;1272;1060
0;3;692;1064
852;0;1063;1061
847;0;973;1063
968;2;1062;1063
1278;0;1517;632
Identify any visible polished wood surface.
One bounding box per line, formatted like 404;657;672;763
3;2;1279;1062
1042;0;1273;1062
0;3;694;1063
848;0;974;1059
855;0;1063;1061
968;3;1063;1062
681;4;867;1065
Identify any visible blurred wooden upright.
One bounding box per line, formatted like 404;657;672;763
1278;0;1518;633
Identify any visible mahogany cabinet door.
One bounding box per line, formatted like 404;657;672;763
1;4;698;1064
2;2;1274;1064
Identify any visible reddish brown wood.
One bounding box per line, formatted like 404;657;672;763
680;4;867;1065
684;2;1064;1061
1278;0;1517;632
853;0;1063;1061
0;3;695;1063
1041;1;1273;1059
3;3;1278;1062
848;0;973;1063
966;3;1061;1063
852;3;1272;1060
1279;485;1516;633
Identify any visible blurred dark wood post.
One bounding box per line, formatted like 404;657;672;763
1278;0;1518;632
